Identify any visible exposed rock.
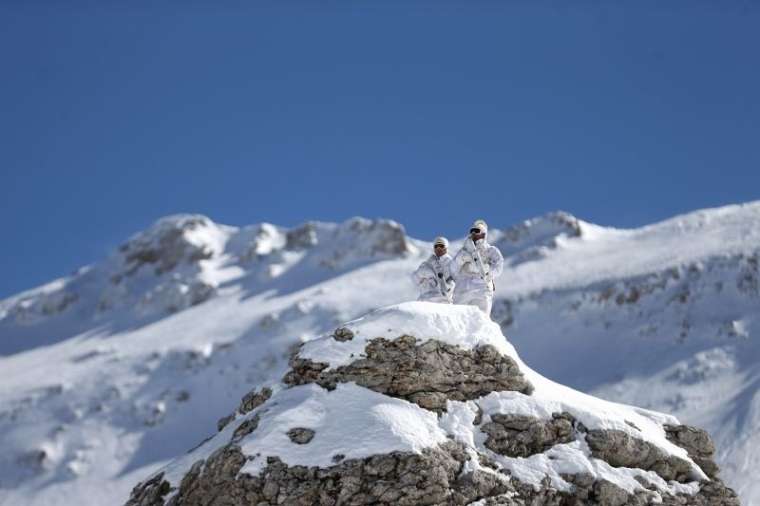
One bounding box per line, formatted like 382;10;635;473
287;427;315;444
585;429;695;482
736;252;759;295
495;211;583;267
119;215;215;276
283;336;533;412
664;423;720;478
238;386;272;415
6;290;79;324
125;471;172;506
216;413;235;432
481;412;575;457
332;327;354;342
138;279;216;315
286;222;319;250
231;415;260;443
215;386;272;433
126;442;516;506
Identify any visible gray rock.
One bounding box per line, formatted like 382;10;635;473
119;216;214;277
585;429;695;483
239;386;273;415
481;412;575;457
332;327;354;342
287;427;315;444
283;336;533;412
286;223;318;250
231;414;260;443
664;423;720;478
126;442;516;506
217;413;235;432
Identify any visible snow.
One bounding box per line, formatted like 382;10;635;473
237;383;448;477
298;301;513;369
137;301;707;502
1;202;760;505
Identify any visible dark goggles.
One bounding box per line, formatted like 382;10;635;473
434;243;447;249
470;228;482;234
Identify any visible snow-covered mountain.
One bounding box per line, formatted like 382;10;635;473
0;203;758;505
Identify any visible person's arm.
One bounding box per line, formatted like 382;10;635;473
487;246;504;278
411;263;427;285
453;245;471;274
412;262;437;289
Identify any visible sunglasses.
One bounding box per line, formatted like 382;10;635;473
470;228;482;234
434;244;447;249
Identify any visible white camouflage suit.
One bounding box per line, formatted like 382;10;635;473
453;237;504;316
412;253;456;303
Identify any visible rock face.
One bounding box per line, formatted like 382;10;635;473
664;424;720;479
492;211;583;266
284;335;533;412
118;215;216;277
481;412;575;458
585;429;695;482
124;303;739;506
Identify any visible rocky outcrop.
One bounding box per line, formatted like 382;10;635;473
125;303;739;506
287;428;315;444
285;222;319;250
118;215;216;277
494;211;583;266
126;441;739;506
481;412;575;458
284;335;533;412
665;424;720;478
585;429;695;482
126;442;518;506
217;386;272;432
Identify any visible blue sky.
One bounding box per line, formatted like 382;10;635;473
1;2;759;298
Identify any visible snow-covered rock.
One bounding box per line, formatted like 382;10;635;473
490;211;585;266
125;303;737;506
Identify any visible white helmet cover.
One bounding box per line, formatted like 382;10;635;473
470;219;488;235
433;236;449;248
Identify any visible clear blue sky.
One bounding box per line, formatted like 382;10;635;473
1;2;759;298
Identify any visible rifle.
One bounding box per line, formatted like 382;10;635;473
428;261;449;298
469;238;495;291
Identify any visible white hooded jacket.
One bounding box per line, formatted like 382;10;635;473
412;253;455;303
453;238;504;297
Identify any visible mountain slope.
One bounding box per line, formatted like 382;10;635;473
1;202;759;505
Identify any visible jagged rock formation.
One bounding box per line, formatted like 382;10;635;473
283;335;533;412
125;303;739;506
481;412;575;458
491;211;584;266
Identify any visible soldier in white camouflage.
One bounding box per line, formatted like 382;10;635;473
411;236;455;303
453;219;503;316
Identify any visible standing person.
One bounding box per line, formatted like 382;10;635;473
453;219;503;316
411;237;455;303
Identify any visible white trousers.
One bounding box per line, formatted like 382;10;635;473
419;293;453;304
456;291;493;316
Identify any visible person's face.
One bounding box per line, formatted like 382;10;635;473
434;244;447;257
470;228;486;242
